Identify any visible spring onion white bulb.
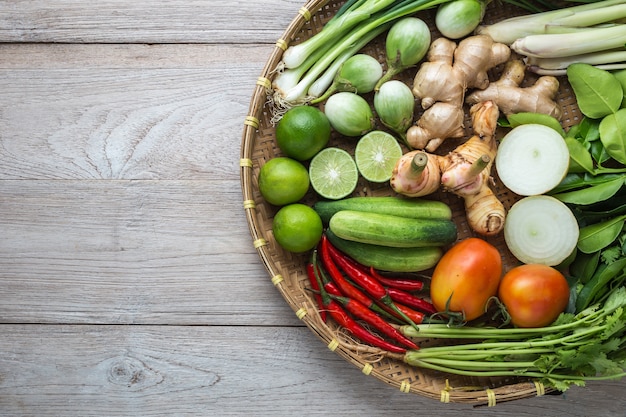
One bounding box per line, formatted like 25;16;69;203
324;92;375;137
435;0;486;39
495;124;570;196
504;195;579;266
374;80;415;138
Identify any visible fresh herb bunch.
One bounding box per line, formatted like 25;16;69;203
399;287;626;391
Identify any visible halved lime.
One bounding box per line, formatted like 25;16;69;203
309;147;358;200
354;130;402;183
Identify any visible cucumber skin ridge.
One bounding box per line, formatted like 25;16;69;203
329;210;457;248
325;230;442;273
314;196;452;224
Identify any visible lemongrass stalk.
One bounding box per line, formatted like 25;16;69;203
476;0;626;44
550;2;626;27
511;24;626;58
281;0;397;69
526;49;626;74
531;63;626;75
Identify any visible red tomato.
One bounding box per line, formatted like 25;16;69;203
498;264;570;328
430;238;502;321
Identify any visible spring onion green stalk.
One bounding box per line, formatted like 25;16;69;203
272;0;455;112
309;54;383;104
281;0;397;69
435;0;487;39
278;20;391;106
374;17;431;90
324;92;376;137
373;80;415;143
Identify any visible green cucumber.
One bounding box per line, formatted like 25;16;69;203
326;230;442;272
314;196;452;224
329;210;457;248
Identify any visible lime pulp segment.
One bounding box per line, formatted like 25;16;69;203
309;147;358;200
355;131;403;183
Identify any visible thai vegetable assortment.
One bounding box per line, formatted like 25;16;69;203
259;0;626;393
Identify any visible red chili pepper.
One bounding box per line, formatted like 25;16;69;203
325;236;421;332
306;262;327;323
386;287;437;315
324;300;407;353
325;237;388;300
379;301;426;325
319;235;373;307
328;293;419;350
369;266;426;292
310;252;407;354
315;250;399;323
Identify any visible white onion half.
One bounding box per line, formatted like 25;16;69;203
495;124;569;196
504;195;579;266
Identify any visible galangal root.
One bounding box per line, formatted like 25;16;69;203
391;101;506;236
408;35;510;152
465;58;562;120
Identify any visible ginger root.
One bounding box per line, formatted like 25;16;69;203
439;100;506;236
410;35;510;151
406;102;465;152
390;150;442;197
390;100;506;235
465;58;562;119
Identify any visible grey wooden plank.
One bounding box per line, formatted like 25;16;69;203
1;324;625;416
0;0;304;43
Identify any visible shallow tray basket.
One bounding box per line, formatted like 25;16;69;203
240;0;582;406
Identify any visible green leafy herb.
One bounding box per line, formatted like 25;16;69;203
399;288;626;391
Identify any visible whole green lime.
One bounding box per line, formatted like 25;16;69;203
258;157;309;206
273;203;323;253
275;105;331;161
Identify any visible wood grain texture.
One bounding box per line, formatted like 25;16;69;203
1;325;625;417
1;0;625;414
0;0;300;43
0;179;297;326
0;46;268;180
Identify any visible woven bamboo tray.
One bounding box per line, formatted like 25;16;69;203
240;0;582;406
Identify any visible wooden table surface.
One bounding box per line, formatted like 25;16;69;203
1;1;625;415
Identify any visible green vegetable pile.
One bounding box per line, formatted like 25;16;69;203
398;287;626;391
547;63;626;315
267;0;626;394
